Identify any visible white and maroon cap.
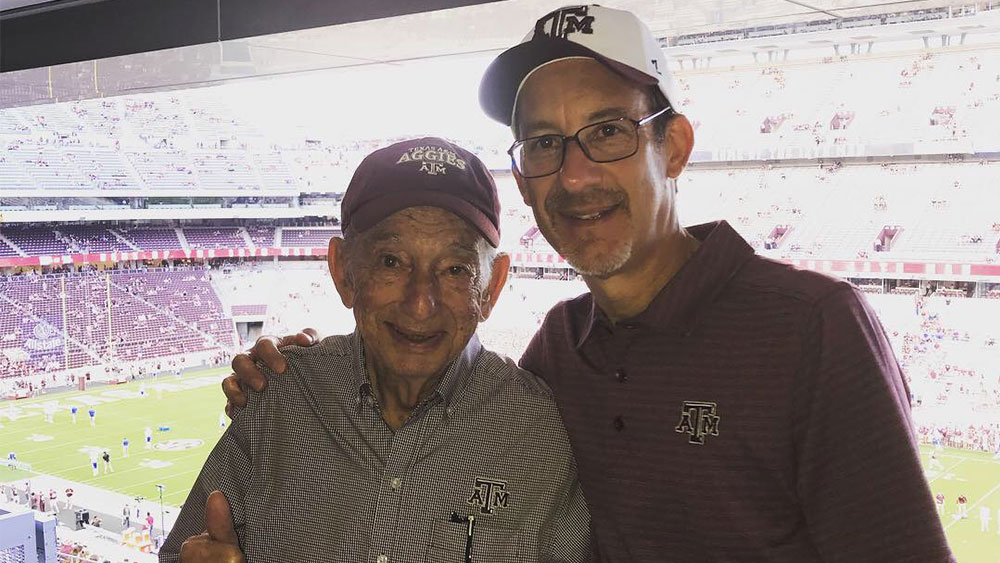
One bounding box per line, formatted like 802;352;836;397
479;4;676;126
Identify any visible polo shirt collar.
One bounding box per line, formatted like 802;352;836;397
577;220;754;347
351;330;482;409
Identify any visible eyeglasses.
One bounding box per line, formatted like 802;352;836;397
508;106;675;179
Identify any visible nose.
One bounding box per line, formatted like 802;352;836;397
558;138;602;192
402;268;439;320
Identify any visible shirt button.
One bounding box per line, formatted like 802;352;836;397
390;477;402;490
613;416;625;431
445;406;454;417
614;369;628;383
377;555;388;563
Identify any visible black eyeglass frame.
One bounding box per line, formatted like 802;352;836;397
507;105;676;179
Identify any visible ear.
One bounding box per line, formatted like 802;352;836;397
479;252;510;322
328;237;355;309
665;114;695;179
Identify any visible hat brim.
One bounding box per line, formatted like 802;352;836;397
479;35;659;127
347;190;501;248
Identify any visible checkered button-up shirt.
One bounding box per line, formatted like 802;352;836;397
159;333;592;563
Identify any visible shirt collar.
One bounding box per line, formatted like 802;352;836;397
577;220;755;347
350;330;483;410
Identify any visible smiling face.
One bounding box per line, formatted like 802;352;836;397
329;206;508;385
512;58;689;279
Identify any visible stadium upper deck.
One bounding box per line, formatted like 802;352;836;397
2;43;999;200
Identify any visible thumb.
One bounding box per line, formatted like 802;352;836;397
205;490;239;546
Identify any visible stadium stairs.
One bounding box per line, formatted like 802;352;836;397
109;229;141;252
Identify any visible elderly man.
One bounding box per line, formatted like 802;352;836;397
159;138;592;563
227;5;954;562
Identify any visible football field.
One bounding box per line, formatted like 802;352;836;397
1;369;229;507
2;368;998;560
920;445;1000;562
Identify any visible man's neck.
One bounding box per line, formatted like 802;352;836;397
368;366;442;431
584;230;700;324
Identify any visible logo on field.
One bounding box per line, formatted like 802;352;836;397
675;401;721;445
153;439;204;452
139;459;173;469
27;434;53;442
78;446;105;456
466;477;510;515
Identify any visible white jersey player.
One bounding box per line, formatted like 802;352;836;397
928;450;945;472
144;427;153;449
89;452;99;476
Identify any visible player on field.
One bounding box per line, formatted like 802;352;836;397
44;403;55;423
88;407;96;427
935;493;946;516
980;506;991;532
218;411;226;432
145;427;153;449
89;452;99;476
957;495;969;519
929;449;946;472
122;437;130;458
139;382;147;399
6;451;15;470
70;405;78;424
102;450;114;474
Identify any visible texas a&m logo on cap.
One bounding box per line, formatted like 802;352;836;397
675;401;721;445
534;5;595;39
395;144;467;176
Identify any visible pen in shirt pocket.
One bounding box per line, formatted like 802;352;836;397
449;511;477;563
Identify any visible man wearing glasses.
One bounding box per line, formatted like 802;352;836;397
224;4;953;561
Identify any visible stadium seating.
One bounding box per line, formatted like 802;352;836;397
58;226;135;253
1;226;73;255
280;228;339;247
182;227;247;249
0;269;235;378
115;227;182;250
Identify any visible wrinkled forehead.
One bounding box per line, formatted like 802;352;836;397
358;206;486;251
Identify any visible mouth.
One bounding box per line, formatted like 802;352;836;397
560;203;621;223
386;323;444;347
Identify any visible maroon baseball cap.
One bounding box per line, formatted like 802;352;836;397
341;137;501;247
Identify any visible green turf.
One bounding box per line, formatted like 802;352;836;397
0;369;229;506
920;445;1000;561
2;369;998;560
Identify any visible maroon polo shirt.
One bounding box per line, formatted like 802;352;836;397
521;221;954;562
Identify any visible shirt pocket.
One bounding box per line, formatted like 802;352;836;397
425;517;522;563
